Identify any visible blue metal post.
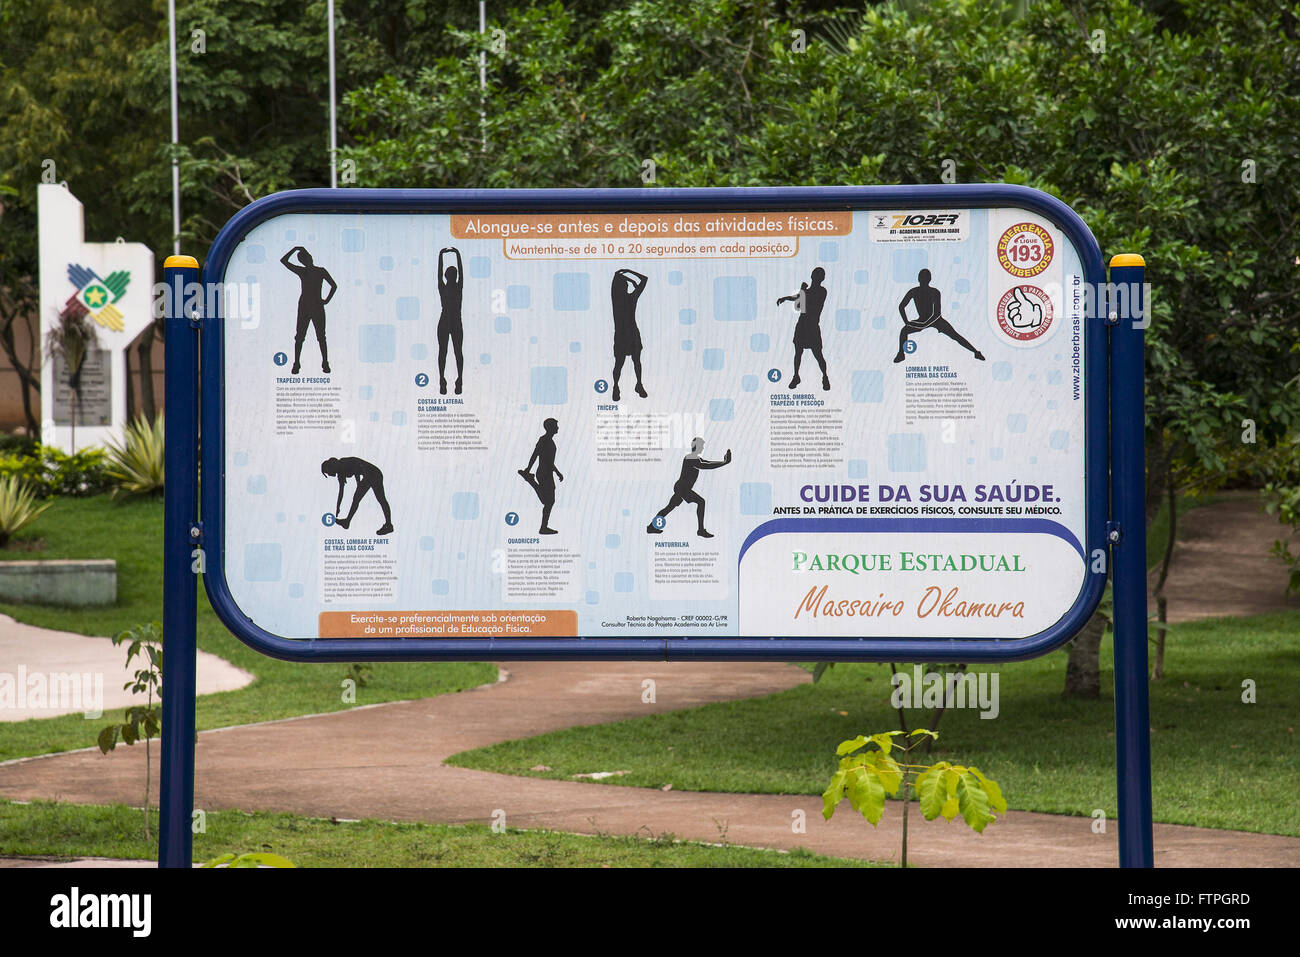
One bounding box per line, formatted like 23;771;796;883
159;255;200;868
1108;254;1154;867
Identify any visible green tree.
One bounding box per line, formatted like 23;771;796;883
0;0;489;423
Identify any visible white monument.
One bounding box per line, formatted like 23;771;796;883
37;183;156;452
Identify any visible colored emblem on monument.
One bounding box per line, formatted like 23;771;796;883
65;263;130;332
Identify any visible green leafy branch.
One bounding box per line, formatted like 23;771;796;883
96;622;163;842
822;729;1006;867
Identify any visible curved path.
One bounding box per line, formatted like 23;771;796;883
0;613;253;721
2;495;1297;867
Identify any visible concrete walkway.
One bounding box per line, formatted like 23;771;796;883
0;613;253;721
2;660;1297;867
1149;491;1299;621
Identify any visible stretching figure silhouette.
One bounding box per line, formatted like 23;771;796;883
610;268;648;401
518;418;564;534
646;437;732;538
281;246;336;375
777;267;830;390
321;457;394;536
895;269;984;363
438;247;465;395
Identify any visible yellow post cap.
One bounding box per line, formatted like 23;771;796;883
1109;253;1145;268
164;255;199;269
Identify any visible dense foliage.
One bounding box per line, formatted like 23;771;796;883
0;445;111;498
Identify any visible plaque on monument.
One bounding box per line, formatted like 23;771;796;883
50;348;112;427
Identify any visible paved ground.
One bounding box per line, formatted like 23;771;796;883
1149;491;1299;622
0;855;159;869
2;495;1297;867
0;613;253;721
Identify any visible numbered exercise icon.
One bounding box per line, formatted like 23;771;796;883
415;372;429;388
505;511;520;526
321;513;336;527
904;340;918;354
767;368;782;383
274;352;288;366
594;379;609;394
651;515;666;530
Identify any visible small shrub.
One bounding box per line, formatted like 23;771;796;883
104;414;164;497
823;729;1006;868
97;622;163;841
47;446;111;496
0;474;52;547
0;433;38;458
0;444;110;498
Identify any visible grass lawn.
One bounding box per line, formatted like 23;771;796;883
447;609;1300;836
0;495;495;761
0;800;869;867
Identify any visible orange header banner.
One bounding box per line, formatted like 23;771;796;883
450;211;852;241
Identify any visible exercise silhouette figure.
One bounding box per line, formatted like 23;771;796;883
281;246;336;375
777;267;830;390
646;438;732;538
895;269;985;363
610;268;649;401
437;247;465;395
518;418;564;535
321;457;394;536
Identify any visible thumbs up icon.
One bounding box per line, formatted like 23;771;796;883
1006;286;1043;329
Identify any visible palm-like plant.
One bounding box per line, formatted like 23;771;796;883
45;301;99;453
104;413;164;497
0;474;52;547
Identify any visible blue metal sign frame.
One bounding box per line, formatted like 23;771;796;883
160;185;1152;869
195;184;1110;663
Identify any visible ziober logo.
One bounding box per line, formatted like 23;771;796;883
870;210;968;242
887;213;961;229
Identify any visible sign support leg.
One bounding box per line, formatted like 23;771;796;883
159;255;201;868
1108;253;1154;867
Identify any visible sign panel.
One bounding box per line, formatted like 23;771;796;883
204;188;1104;658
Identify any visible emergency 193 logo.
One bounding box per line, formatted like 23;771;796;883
996;285;1054;342
996;222;1054;278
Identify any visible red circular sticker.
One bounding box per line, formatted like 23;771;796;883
997;222;1054;278
996;285;1054;341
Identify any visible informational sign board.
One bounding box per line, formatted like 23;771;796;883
201;187;1107;661
169;186;1152;871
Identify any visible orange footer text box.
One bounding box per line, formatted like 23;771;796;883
318;609;578;639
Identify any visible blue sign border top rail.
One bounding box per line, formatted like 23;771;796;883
199;184;1109;663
